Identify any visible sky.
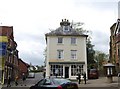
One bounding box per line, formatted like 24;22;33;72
0;0;119;65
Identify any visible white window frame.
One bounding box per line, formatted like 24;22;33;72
71;37;76;44
58;37;63;44
57;50;64;59
71;50;77;59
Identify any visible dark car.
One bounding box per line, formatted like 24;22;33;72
30;77;78;89
88;69;99;79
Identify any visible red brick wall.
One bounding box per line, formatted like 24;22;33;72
0;26;13;38
18;59;28;78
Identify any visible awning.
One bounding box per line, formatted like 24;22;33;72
0;36;8;42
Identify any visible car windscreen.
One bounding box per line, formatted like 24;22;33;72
53;79;71;85
36;79;45;86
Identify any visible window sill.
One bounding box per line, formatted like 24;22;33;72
57;43;64;45
71;44;77;46
57;59;64;60
71;59;78;61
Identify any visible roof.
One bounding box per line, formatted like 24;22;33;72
103;63;115;67
19;58;30;67
45;27;88;37
110;23;116;30
45;19;88;37
0;26;14;40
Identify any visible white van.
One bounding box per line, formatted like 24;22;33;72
28;72;35;78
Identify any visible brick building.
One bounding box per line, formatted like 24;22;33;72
0;26;19;84
109;2;120;74
110;19;120;73
18;58;29;78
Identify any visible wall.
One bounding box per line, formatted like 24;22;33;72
48;36;86;62
118;1;120;19
46;35;87;78
18;59;28;78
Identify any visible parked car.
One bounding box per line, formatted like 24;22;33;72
28;72;35;78
88;69;99;79
30;77;78;89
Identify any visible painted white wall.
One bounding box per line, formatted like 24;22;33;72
46;37;50;77
46;35;87;79
48;36;86;62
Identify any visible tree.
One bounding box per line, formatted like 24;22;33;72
86;39;96;69
95;51;109;70
71;21;96;69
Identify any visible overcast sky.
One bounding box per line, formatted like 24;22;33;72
0;0;119;65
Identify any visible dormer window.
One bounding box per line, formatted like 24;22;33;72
63;26;69;32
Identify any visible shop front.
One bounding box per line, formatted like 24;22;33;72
49;62;87;79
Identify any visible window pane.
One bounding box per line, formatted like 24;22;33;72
71;38;76;44
58;37;63;43
45;79;51;84
71;65;84;76
71;50;77;59
50;65;63;76
57;50;63;59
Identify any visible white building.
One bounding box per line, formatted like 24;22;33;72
118;1;120;19
45;19;88;79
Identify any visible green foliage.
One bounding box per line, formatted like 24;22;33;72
72;21;96;69
86;40;96;69
95;51;109;70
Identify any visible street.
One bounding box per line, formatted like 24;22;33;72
1;86;119;89
1;73;119;89
1;72;43;89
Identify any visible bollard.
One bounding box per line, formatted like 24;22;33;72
107;76;113;83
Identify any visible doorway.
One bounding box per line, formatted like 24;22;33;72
65;67;69;78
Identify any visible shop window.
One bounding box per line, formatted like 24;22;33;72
50;65;63;76
71;65;84;76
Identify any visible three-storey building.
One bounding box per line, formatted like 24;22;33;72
45;19;88;79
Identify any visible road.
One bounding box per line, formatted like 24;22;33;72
1;86;119;89
1;73;119;89
1;72;43;89
22;72;43;86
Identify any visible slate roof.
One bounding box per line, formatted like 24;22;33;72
45;26;88;37
45;19;88;37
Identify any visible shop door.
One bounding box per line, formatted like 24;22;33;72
65;67;69;78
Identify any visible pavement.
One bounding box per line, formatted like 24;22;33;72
77;76;119;88
0;79;32;88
